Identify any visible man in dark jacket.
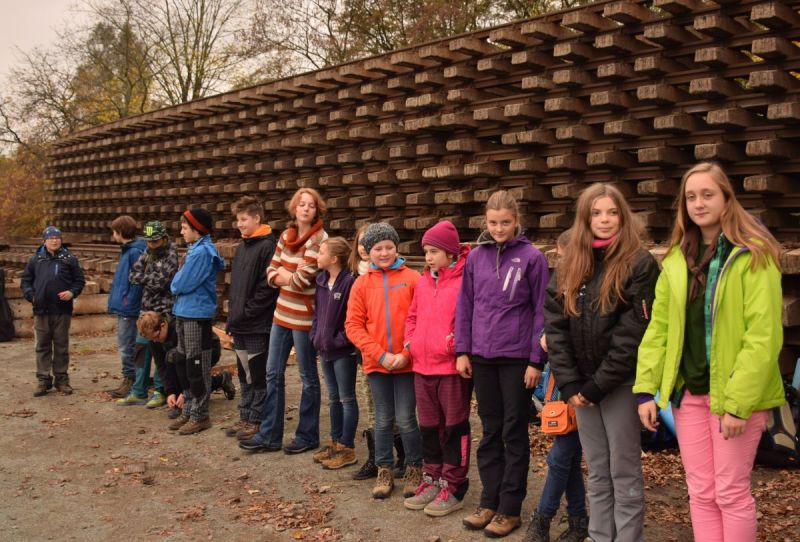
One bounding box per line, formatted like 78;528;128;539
224;195;278;441
21;226;85;396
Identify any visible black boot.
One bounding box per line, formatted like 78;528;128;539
352;429;378;480
522;510;551;542
556;515;588;542
393;431;406;478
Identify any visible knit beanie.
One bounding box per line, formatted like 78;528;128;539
183;208;213;235
42;226;62;239
421;220;460;256
360;222;400;253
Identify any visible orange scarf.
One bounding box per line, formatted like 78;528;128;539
242;224;272;239
284;219;323;252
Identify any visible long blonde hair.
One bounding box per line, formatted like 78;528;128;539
556;183;644;316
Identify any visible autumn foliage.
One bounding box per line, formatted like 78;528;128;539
0;149;51;237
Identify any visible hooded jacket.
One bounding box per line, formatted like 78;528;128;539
108;239;146;317
545;247;659;404
455;230;549;367
170;235;225;319
634;245;784;419
310;269;357;362
226;227;278;335
345;258;420;375
21;245;85;316
128;242;179;314
405;244;470;375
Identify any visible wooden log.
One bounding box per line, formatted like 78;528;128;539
450;37;496;57
637;178;680;197
369;169;399;184
561;10;617;33
694;46;746;69
473;107;507;123
540;213;574;229
477;56;514;75
749;70;797;94
375;192;406;207
553;41;595;63
706;107;755;130
694;142;743;162
547;153;587;172
504;102;543;120
489;26;539;48
745;139;793;160
596;61;634;81
443;64;479;82
767;102;800;123
502;129;555;146
637;83;682;105
603;1;655;24
694;13;746;39
544;97;586;117
689;77;741;100
406;191;436;205
590;90;632;111
509;157;547;173
586;150;635;169
446;138;483;154
553;68;594;88
743;174;792;195
653;112;702;134
521;75;555;93
556;124;597;143
604;118;648;138
637;146;687;166
634;54;684;76
10;293;109;319
510;50;552;70
750;2;800;30
14;314;117;338
643;22;695;48
464;162;503;177
521;21;570;41
594;32;645;55
416;142;446;156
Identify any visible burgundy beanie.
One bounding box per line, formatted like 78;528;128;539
183;208;213;235
421;220;460;255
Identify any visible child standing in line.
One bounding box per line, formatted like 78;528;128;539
545;184;658;542
225;196;279;442
168;208;225;436
456;190;549;538
635;163;784;542
22;226;85;396
345;223;423;500
403;220;472;517
107;215;146;400
311;237;359;470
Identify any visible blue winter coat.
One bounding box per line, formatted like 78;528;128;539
108;239;146;317
170;235;225;319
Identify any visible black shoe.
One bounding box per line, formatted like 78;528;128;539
167;407;182;419
221;370;236;400
393;432;406;478
239;438;281;453
353;428;378;480
555;515;588;542
33;384;50;397
56;383;73;395
523;511;552;542
283;440;318;455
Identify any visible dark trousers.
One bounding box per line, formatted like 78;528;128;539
537;430;586;518
415;373;472;497
233;333;269;424
34;314;72;386
472;358;531;516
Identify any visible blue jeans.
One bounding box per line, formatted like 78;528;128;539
320;355;359;448
256;323;320;447
537;430;587;518
368;372;422;467
130;334;162;398
117;316;138;379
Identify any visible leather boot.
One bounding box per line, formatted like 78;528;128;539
353;429;378;480
393;431;406;478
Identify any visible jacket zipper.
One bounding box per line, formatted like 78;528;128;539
382;270;393;354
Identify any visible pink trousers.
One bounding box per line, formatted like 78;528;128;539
672;391;768;542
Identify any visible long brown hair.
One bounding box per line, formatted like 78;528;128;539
556;183;644;316
348;224;370;274
321;237;351;269
670;162;781;300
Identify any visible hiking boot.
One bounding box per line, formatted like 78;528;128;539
372;467;394;499
110;377;134;399
225;420;247;437
145;391;166;408
168;414;190;431
353;429;378;480
283;440;318;455
33;383;50;397
116;393;148;406
393;432;406;478
424;482;465;517
403;474;439;510
236;422;260;441
556;515;588;542
401;464;423;498
167;407;182;419
313;439;335;463
178;418;212;435
484;514;521;538
322;445;357;470
221;370;236;400
523;511;551;542
239;438;282;453
463;507;496;531
56;383;73;395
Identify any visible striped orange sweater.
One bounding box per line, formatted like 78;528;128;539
266;226;328;330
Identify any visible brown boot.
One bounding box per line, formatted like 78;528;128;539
484;514;521;538
236;422;260;441
225;420;246;437
322;445;357;470
402;464;423;498
178;418;212;435
371;467;394;499
110;377;134;399
168;414;190;431
462;507;496;530
312;439;335;463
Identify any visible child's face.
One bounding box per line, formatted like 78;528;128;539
357;233;369;261
44;237;62;253
684;172;725;232
293;193;317;226
143;322;167;343
486;208;518;244
317;242;334;270
590;196;620;240
147;238;166;251
236;211;261;237
111;230;125;243
423;245;452;272
180;220;201;244
369;240;397;269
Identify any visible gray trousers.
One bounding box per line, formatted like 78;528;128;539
34;314;72;386
233;333;268;424
176;319;213;421
575;384;645;542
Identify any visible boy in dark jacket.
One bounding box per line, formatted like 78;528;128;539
107;215;147;399
21;226;85;396
225;196;278;441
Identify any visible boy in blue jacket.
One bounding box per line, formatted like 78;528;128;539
21;226;85;396
168;208;225;435
107;215;147;399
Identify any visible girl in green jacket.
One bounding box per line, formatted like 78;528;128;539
635;162;784;542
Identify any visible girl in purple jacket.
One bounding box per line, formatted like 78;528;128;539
455;190;550;538
310;237;359;470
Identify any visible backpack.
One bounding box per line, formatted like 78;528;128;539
755;381;800;469
0;270;15;341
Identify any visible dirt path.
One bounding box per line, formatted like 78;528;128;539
1;334;796;541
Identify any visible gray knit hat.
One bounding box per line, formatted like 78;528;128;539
360;222;400;253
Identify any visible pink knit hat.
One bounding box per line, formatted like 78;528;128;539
421;220;460;256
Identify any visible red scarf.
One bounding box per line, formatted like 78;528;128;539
592;234;617;249
284;219;323;252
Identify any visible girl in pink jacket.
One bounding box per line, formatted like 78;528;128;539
403;220;472;517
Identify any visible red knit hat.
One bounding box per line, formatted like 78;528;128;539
421;220;460;256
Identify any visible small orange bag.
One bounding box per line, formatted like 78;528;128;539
540;374;578;436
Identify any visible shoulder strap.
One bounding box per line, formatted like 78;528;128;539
545;372;557;402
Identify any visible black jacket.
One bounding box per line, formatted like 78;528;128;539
21;246;86;316
225;232;278;335
545;247;658;404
